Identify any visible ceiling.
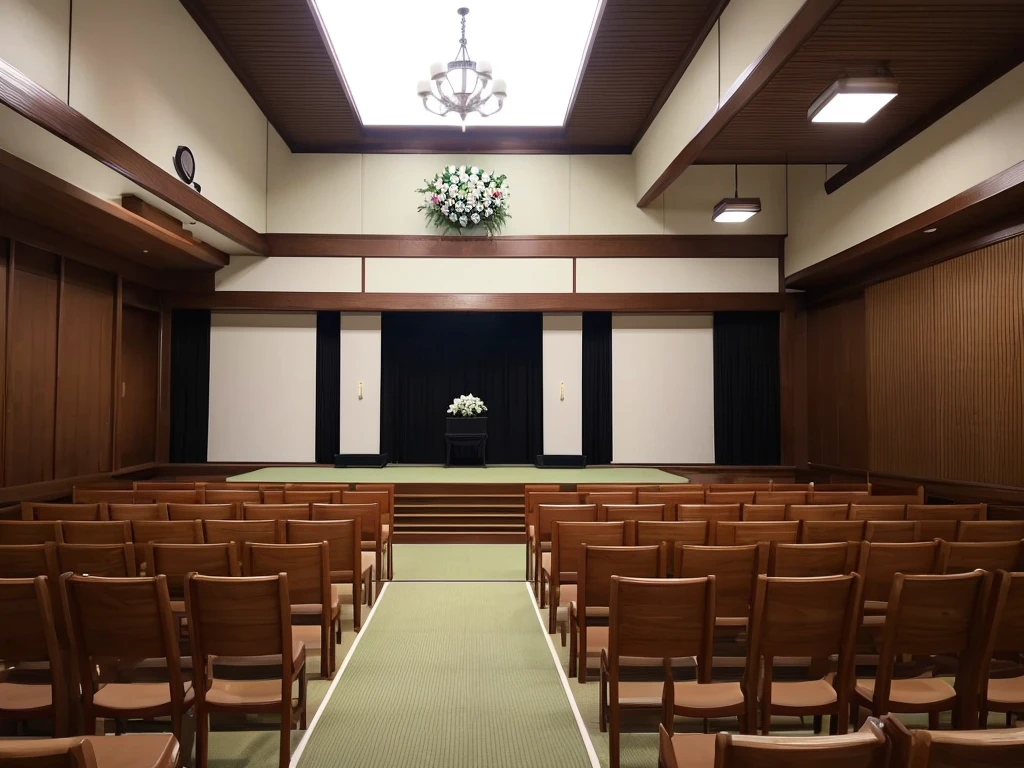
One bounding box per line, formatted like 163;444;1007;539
179;0;726;153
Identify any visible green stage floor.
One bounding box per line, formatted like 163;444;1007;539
227;465;684;485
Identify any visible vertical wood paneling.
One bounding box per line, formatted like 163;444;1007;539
55;261;115;478
4;245;59;486
0;238;7;485
866;234;1024;486
119;307;160;468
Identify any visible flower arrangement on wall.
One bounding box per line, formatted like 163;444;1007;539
447;394;488;417
417;165;510;235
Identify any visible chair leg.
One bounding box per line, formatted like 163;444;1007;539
813;715;823;734
599;667;608;732
929;710;940;730
180;708;196;768
547;588;557;635
279;705;292;768
609;699;621;768
196;707;209;768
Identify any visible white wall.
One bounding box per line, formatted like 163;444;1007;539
577;257;778;293
215;256;362;292
542;315;583;455
207;313;317;462
364;258;573;293
340;313;381;454
611;315;716;463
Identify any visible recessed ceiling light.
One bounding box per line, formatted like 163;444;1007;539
808;76;898;123
142;249;149;254
712;199;762;223
923;227;937;234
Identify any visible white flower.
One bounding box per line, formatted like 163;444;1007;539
471;166;479;175
449;183;458;194
441;204;449;215
466;194;476;205
434;178;444;190
454;201;464;212
475;203;484;212
482;172;491;183
458;215;468;227
459;165;466;173
448;165;457;174
449;212;457;222
470;212;481;224
459;172;469;183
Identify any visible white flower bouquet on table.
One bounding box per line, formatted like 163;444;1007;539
416;165;510;235
447;394;488;417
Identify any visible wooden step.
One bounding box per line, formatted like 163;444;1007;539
393;531;526;544
398;514;524;527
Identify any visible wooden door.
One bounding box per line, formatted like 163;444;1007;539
119;306;159;468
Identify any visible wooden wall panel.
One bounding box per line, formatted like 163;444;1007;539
4;245;59;486
866;235;1024;486
806;294;869;469
55;261;115;478
119;307;159;468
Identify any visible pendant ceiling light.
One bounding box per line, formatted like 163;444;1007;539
712;166;761;223
417;7;506;131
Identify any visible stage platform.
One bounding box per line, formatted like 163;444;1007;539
227;465;685;485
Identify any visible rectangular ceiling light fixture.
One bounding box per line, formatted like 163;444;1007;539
712;198;761;223
808;76;898;123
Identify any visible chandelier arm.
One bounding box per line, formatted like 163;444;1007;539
476;99;504;118
422;97;451;117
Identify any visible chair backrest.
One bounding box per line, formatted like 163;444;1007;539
901;726;1024;768
709;483;770;493
24;503;105;522
310;502;381;544
770;482;813;491
60;521;131;545
57;543;137;577
863;493;925;506
938;541;1024;575
131;519;205;547
242;503;311;521
635;520;708;549
815;483;871;494
585;492;636;521
705;491;756;505
149;542;240;599
609;576;714;665
637;490;705;514
956;520;1024;543
809;491;871;504
849;504;906;521
856;541;941;602
767;542;851;577
284;489;340;505
715;521;800;547
354;483;396;526
134;489;201;505
687;720;888;768
0;542;61;579
0;520;63;544
202;489;262;517
202;482;262;491
579;544;663;611
526;492;582;526
660;483;703;492
0;737;103;768
741;504;786;522
675;544;761;619
576;484;641;496
341;490;391;525
245;542;330;607
203;520;280;564
72;488;133;504
906;504;986;541
536;504;598;542
600;503;668;523
982;570;1024;658
165;503;236;521
284;519;360;578
754;490;808;505
106;503;165;522
550;521;628;584
864;520;920;543
677;504;741;542
134;481;195;492
801;520;865;544
786;504;849;522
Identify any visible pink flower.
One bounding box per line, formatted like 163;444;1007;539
493;190;502;198
431;194;440;204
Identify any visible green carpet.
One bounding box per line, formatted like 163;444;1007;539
393;544;524;581
295;582;593;768
228;465;684;485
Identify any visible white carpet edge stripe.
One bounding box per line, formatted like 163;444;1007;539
290;581;391;768
525;581;602;768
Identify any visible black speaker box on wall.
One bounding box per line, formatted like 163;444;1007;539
334;453;389;468
535;454;587;469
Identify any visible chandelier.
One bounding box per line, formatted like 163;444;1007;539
417;7;506;130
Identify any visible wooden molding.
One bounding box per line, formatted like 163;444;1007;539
0;56;267;255
164;291;785;312
0;462;159;504
266;233;784;259
636;0;841;208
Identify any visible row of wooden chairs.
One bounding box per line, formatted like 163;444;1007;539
597;567;1024;767
0;734;181;768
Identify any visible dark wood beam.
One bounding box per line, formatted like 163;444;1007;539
563;0;611;127
0;57;267;255
266;233;784;259
636;0;841;208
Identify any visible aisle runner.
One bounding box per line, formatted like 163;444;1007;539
393;544;523;581
293;582;594;768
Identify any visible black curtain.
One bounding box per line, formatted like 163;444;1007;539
380;312;543;464
169;309;211;462
582;312;613;465
713;312;781;465
315;311;341;463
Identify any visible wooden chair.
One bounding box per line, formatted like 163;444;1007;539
600;503;668;523
203;520;280;571
786;504;849;523
978;570;1024;728
677;504;741;543
0;734;173;768
525;491;580;581
675;544;762;630
907;504;986;541
714;521;800;548
72;489;134;505
0;576;69;736
864;520;920;543
283;489;340;505
754;491;808;505
165;503;235;522
637;491;706;517
576;484;640;496
342;490;393;581
0;520;63;545
107;504;166;522
245;542;338;678
201;489;262;518
135;481;195;492
285;519;373;630
956;520;1024;542
534;504;598;603
61;574;192;746
185;573;307;768
709;483;769;493
353;484;395;541
202;482;262;491
134;489;201;505
885;713;1024;768
767;543;851;577
635;521;708;570
57;543;137;577
741;505;786;522
856;541;941;618
0;543;61;580
546;521;628;635
659;718;888;768
660;483;704;493
801;520;865;544
771;482;813;492
604;576;746;768
60;521;131;545
745;573;863;735
286;483;347;494
938;541;1024;575
809;491;871;505
586;493;637;525
23;503;105;522
569;544;664;681
131;520;204;574
705;491;756;505
149;542;240;612
849;504;906;521
243;503;311;522
853;571;990;728
312;503;383;596
816;483;871;494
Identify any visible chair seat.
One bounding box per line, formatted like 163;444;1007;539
987;676;1024;706
88;734;180;768
674;681;745;712
864;600;888;613
212;641;306;672
567;601;609;619
0;682;52;712
666;732;718;768
93;682;194;712
361;551;376;570
763;678;836;709
205;678;299;707
293;585;340;618
855;677;955;707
